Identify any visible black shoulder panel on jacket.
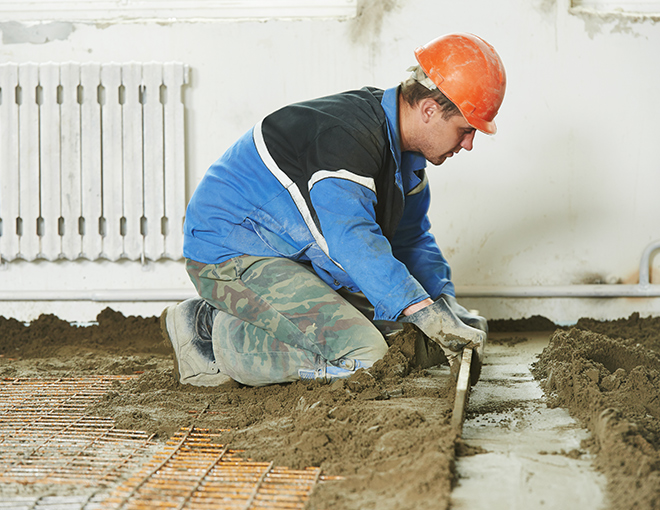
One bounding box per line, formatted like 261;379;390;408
260;87;403;240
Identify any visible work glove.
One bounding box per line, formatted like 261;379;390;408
441;294;488;335
399;296;486;385
441;294;488;384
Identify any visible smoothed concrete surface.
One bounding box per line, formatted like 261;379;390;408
451;332;608;510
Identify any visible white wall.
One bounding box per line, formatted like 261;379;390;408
1;0;659;323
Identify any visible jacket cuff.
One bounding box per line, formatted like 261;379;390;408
373;275;430;321
431;280;455;300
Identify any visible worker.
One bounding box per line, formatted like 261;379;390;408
160;33;506;387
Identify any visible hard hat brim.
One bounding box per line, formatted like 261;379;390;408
466;114;497;135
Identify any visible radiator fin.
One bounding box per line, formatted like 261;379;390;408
0;62;188;262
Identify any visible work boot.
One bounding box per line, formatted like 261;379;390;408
160;298;232;386
298;358;367;383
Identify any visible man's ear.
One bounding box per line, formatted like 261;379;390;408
419;98;439;124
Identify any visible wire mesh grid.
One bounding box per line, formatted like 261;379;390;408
0;377;328;509
0;376;155;486
0;376;136;415
96;426;322;510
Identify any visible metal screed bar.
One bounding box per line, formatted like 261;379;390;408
451;347;473;434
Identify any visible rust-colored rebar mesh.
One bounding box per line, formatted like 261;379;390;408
97;426;322;510
1;377;326;510
0;376;136;415
0;376;154;486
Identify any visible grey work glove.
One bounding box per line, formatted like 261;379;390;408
399;296;486;385
441;294;488;334
441;294;488;384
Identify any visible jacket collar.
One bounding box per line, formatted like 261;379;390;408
381;86;427;194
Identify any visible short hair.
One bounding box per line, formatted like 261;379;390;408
400;73;461;121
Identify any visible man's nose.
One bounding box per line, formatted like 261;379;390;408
460;131;475;151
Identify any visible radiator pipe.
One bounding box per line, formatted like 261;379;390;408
0;289;198;302
1;240;658;302
455;283;660;298
638;238;660;287
458;238;660;298
1;285;660;301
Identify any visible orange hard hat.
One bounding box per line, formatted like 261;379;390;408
414;33;506;134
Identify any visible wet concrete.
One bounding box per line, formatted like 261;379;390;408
451;332;608;510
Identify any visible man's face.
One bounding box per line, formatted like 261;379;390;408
416;104;476;166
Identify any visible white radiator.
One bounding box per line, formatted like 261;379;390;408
0;62;188;263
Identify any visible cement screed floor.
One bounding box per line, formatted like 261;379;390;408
0;310;659;509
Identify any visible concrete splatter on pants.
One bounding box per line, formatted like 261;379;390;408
186;255;388;386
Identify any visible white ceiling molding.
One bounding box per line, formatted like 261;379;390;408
0;0;358;22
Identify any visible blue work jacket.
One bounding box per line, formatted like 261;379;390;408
184;86;454;321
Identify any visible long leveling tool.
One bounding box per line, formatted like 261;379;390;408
451;347;473;433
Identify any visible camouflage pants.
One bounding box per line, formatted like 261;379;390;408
186;255;388;386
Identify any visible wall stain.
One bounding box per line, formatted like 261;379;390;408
349;0;399;44
0;21;75;45
536;0;557;17
569;5;659;38
578;272;623;285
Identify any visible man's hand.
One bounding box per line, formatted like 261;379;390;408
399;296;486;383
441;294;488;384
441;294;488;334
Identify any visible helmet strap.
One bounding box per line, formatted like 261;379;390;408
406;65;438;92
